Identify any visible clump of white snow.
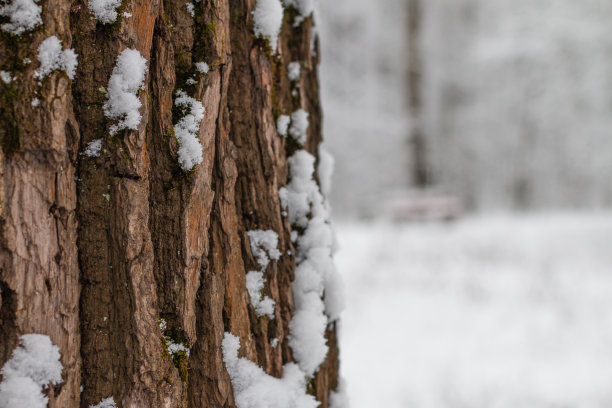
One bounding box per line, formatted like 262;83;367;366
89;397;118;408
284;151;318;227
222;332;319;408
246;229;281;318
288;290;328;376
34;36;78;80
246;271;276;318
31;98;40;107
284;150;345;376
83;138;103;157
103;48;148;135
284;0;314;26
0;71;12;83
88;0;121;24
278;186;288;216
195;61;209;74
0;334;63;408
277;114;290;137
252;0;284;52
173;90;205;170
287;61;301;82
288;109;309;145
0;0;41;35
186;2;194;17
248;229;281;270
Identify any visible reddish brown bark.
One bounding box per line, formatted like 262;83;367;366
0;0;340;406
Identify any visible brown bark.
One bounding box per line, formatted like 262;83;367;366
0;1;340;407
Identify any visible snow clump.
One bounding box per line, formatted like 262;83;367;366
222;332;319;408
276;115;290;137
103;48;148;135
89;397;118;408
287;61;300;82
0;0;41;35
278;186;288;217
195;61;209;74
288;109;309;145
284;150;345;376
0;71;12;83
88;0;121;23
83;138;103;157
0;334;63;408
252;0;284;52
174;90;205;170
35;36;78;80
186;2;194;17
246;271;276;318
245;230;281;318
248;229;281;270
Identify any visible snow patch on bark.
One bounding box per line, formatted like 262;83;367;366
186;2;194;16
246;230;281;318
277;114;290;137
246;271;276;318
83;138;103;157
35;36;78;80
0;0;41;35
0;334;63;408
104;49;148;135
195;61;209;74
88;0;121;23
285;150;345;376
173;90;205;171
0;71;13;83
89;397;118;408
248;229;281;270
288;61;301;82
288;109;309;145
252;0;284;52
222;332;319;408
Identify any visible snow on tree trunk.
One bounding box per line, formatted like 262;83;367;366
0;0;341;406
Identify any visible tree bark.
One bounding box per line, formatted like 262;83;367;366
0;1;339;407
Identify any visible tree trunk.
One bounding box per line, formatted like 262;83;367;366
0;0;340;406
407;0;431;188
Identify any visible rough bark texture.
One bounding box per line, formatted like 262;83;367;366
0;0;339;406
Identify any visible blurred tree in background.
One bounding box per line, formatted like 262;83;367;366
321;0;612;216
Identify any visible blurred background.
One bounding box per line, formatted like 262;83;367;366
317;0;612;407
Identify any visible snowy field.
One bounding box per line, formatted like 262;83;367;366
334;213;612;408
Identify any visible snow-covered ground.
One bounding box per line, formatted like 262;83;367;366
335;213;612;408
